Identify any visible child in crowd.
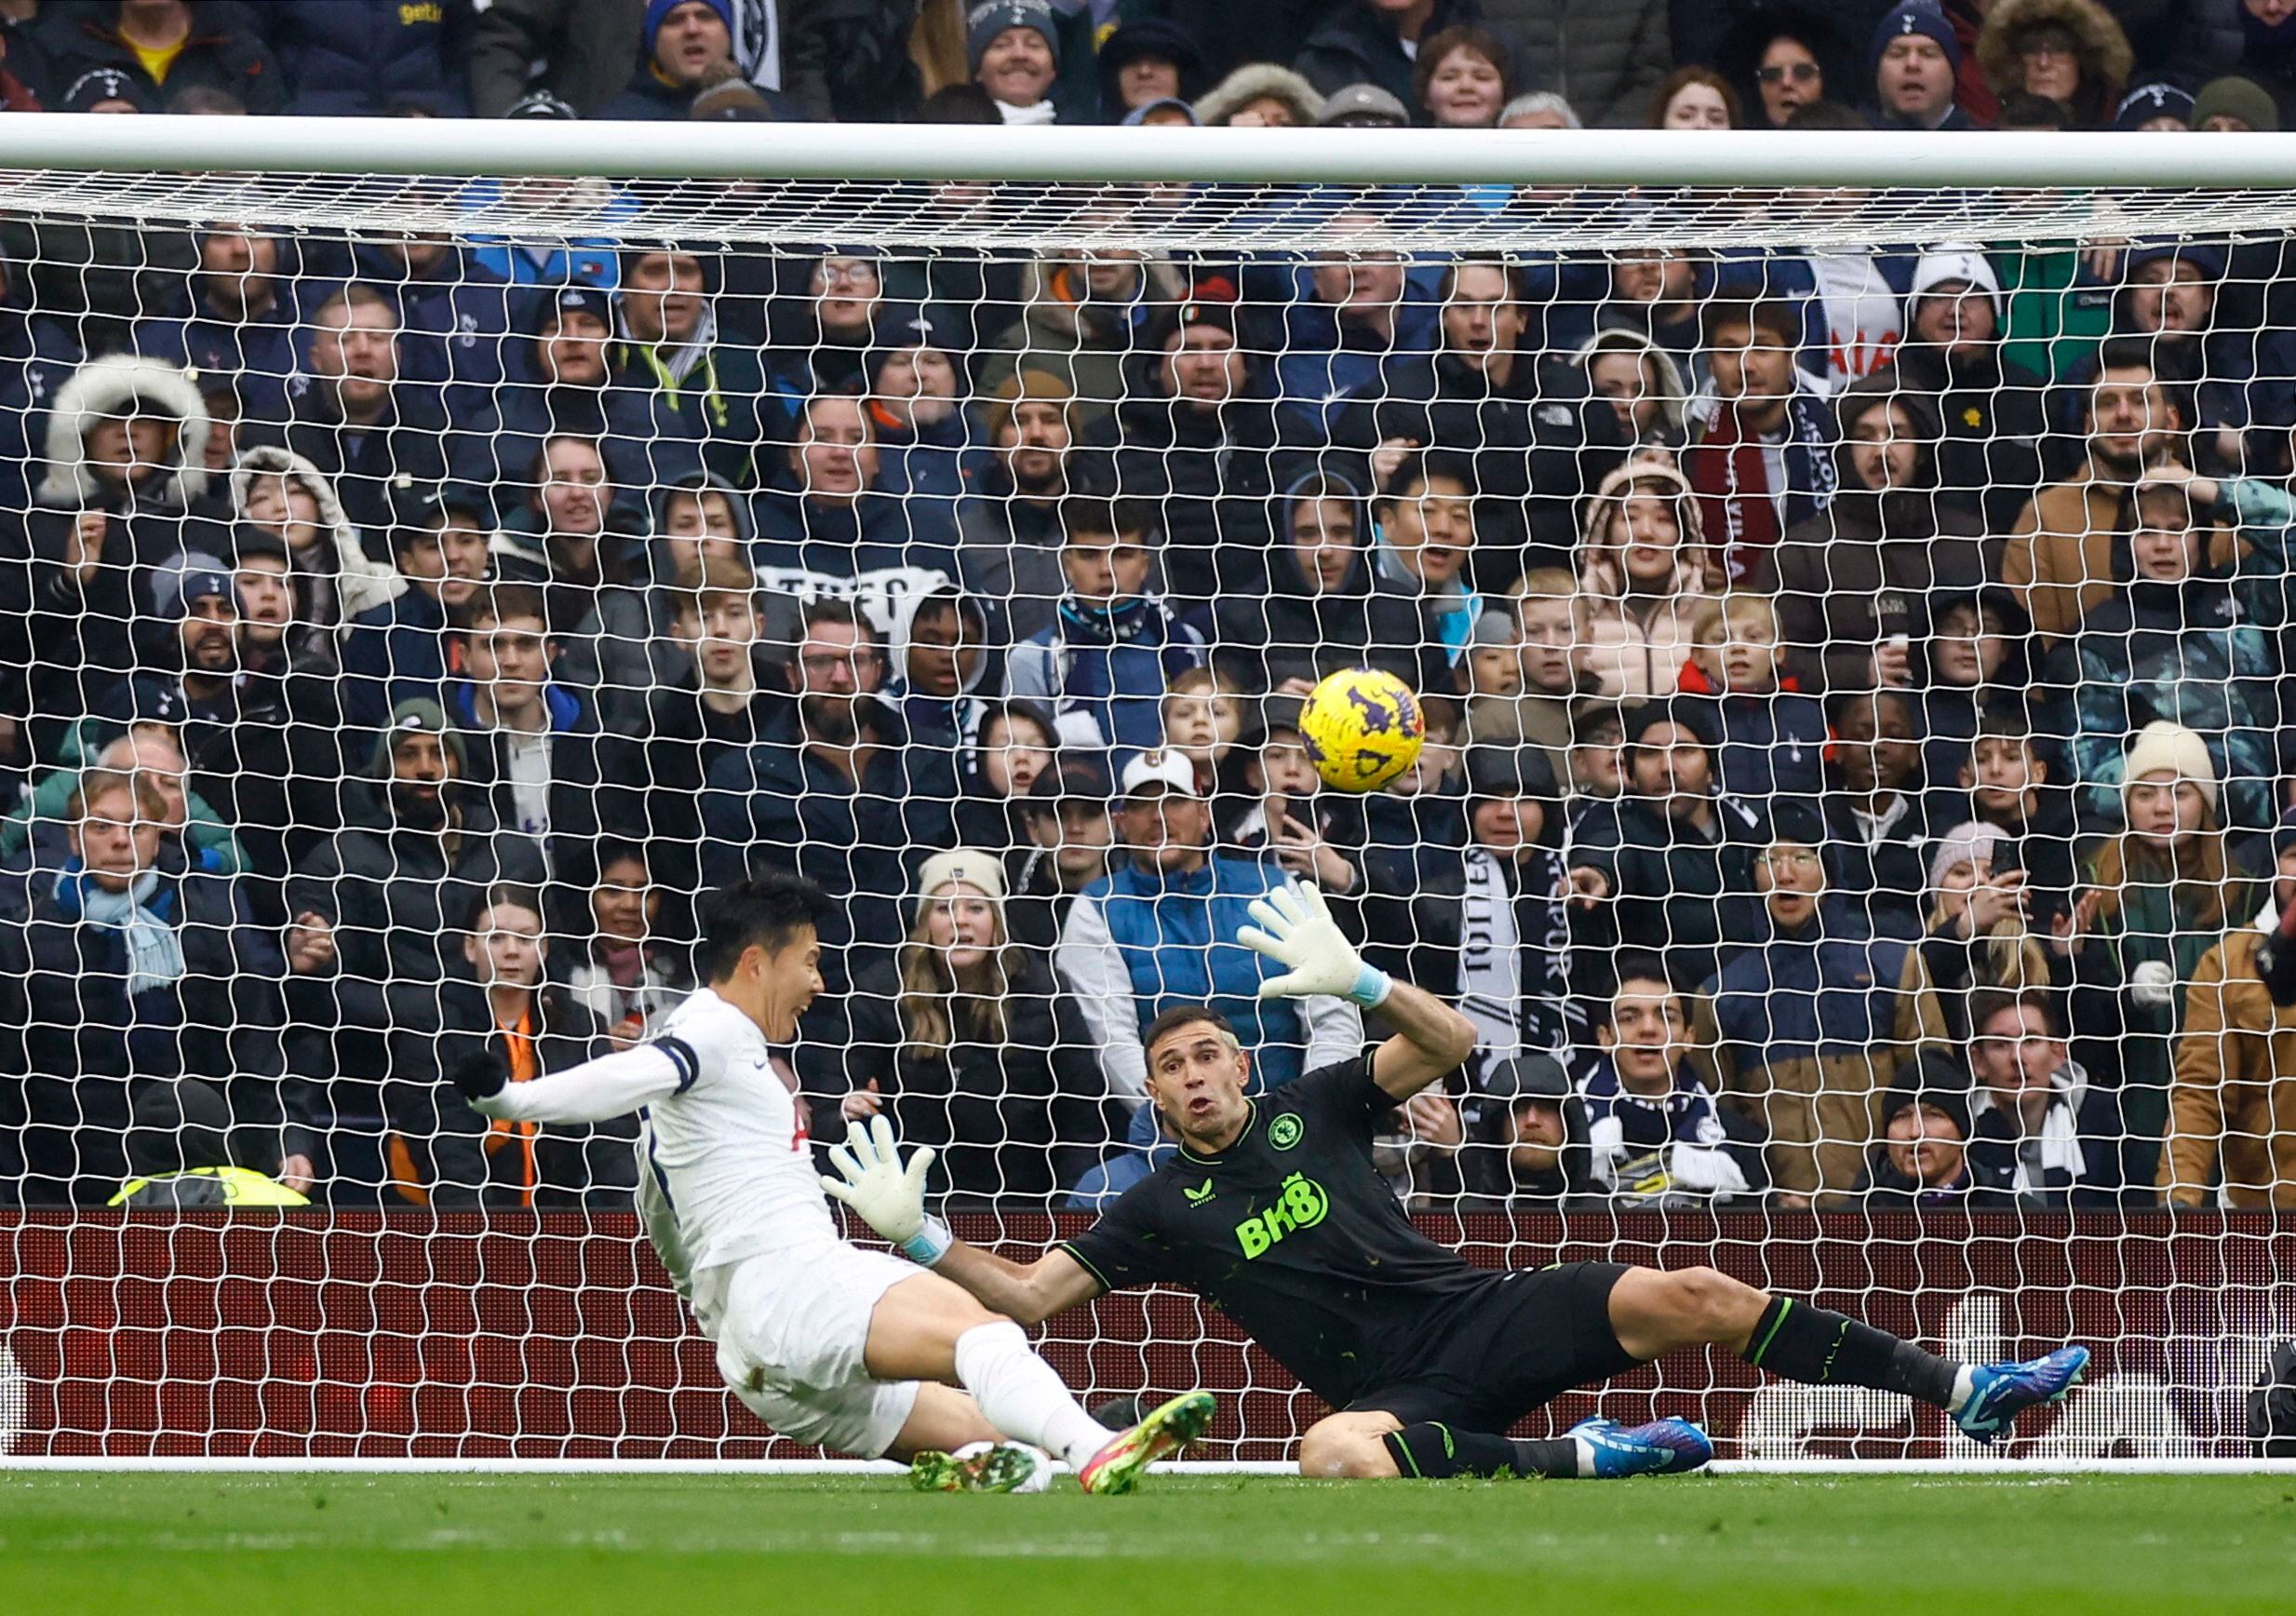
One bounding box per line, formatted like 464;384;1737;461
1674;590;1827;801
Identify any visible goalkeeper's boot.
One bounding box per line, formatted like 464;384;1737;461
1077;1389;1215;1496
1954;1344;2090;1446
1567;1417;1714;1478
909;1442;1047;1493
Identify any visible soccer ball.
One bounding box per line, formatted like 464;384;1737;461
1298;667;1425;793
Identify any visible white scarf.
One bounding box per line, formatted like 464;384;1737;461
75;869;187;994
1457;847;1524;1060
997;99;1058;126
1974;1066;2091;1191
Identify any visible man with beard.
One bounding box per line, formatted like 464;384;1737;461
1347;260;1624;584
1685;300;1837;586
2001;336;2209;645
118;559;345;922
341;482;494;732
699;599;960;1006
261;282;496;550
1756;377;1992;694
1886;247;2048;533
135;224;301;425
285;700;548;1149
960;370;1088;640
1078;300;1279;604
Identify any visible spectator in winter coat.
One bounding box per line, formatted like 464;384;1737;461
1695;817;1950;1202
1479;0;1672;128
1190;61;1325;127
699;599;961;1000
38;1;284;114
1214;470;1438;696
979;228;1185;434
232;445;405;646
1371;451;1486;672
2162;821;2296;1207
610;243;770;492
1961;987;2133;1205
1820;688;1943;944
840;849;1108;1202
466;0;648;118
866;311;989;554
1686;300;1839;586
1975;0;2134;128
2058;468;2295;832
490;432;655;716
2001;337;2205;645
952;697;1057;861
317;232;523;441
879;578;1002;757
595;0;795;121
1295;0;1483;109
1008;753;1116;954
0;767;316;1205
1576;325;1691;453
1853;1094;1982;1206
1099;18;1206;119
1265;208;1443;442
557;839;694;1045
969;0;1066;124
1003;496;1206;761
1918;819;2060;1044
134;225;301;428
495;285;699;495
1582;959;1771;1207
1571;699;1773;992
339;482;492;733
1077;299;1281;602
959;370;1085;641
1672;592;1829;804
1054;748;1363;1105
1365;747;1587;1073
1863;2;1978;129
386;882;628;1208
1758;380;1994;695
1576;454;1711;700
262;0;464;117
1888;246;2051;531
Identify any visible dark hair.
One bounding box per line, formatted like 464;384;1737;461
796;594;873;643
1373;447;1479;505
1618;696;1713;754
1967;985;2060;1044
1141;1002;1239;1057
468;882;545;931
1995;90;2069;129
694;874;834;982
1607;949;1677;1006
470;580;551;630
1702;297;1800;346
1060;494;1121;540
1411;24;1513;115
1435;258;1524;303
2092;333;2166;381
1781;99;1868;131
915;83;1001;124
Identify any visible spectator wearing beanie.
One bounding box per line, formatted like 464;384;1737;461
2193;71;2280;130
1866;3;1977;128
1099;18;1204;120
969;0;1061;125
2115;79;2195;130
597;0;799;120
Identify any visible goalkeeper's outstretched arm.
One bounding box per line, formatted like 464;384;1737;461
1238;878;1477;1102
823;1117;1102;1326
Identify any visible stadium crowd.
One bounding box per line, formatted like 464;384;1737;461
5;0;2296;1215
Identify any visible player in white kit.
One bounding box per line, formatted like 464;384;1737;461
452;873;1212;1491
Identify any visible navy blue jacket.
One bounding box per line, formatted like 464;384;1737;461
262;0;464;117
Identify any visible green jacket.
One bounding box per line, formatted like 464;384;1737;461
0;764;246;874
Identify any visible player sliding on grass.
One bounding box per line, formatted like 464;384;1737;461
827;878;2090;1481
454;873;1210;1493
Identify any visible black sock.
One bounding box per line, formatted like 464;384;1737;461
1743;1297;1960;1409
1382;1421;1580;1480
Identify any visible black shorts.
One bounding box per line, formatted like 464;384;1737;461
1342;1260;1640;1432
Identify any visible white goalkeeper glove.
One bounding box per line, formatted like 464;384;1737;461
821;1114;951;1265
1237;878;1392;1008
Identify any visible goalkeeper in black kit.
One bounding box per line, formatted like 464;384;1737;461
827;879;2091;1480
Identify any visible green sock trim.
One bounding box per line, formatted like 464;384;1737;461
1388;1430;1423;1478
1748;1297;1792;1367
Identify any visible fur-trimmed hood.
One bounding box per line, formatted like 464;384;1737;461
37;352;210;509
1191;62;1324;128
230;443;406;622
1574;326;1688;443
1976;0;2134;109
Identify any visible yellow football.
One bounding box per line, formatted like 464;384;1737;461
1298;667;1426;793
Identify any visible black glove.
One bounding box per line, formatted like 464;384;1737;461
449;1041;510;1103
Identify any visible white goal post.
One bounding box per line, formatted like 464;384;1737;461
3;114;2296;1470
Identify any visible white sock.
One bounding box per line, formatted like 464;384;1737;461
952;1320;1108;1469
1948;1365;1977;1414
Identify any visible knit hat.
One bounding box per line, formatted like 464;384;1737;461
967;1;1059;74
504;89;578;120
152;552;235;621
60;67;149;114
2194;75;2278;133
372;697;467;777
530;283;613;336
1869;4;1960;75
1927;820;2004;892
2115;82;2195;131
2127;237;2227;283
1318;83;1411;128
1121;96;1200;127
916;848;1008;907
645;0;732;53
1910;243;2004;321
2122;720;2218;815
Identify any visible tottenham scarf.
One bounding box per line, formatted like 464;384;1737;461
62;868;187;994
1457;847;1524;1059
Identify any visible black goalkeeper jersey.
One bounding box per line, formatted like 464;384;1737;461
1061;1057;1497;1407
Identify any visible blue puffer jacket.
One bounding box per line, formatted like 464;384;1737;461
1092;856;1314;1091
264;0;463;117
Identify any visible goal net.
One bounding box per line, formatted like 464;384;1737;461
1;117;2292;1463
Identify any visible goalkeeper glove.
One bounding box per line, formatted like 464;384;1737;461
1237;877;1391;1007
822;1114;950;1265
449;1040;509;1104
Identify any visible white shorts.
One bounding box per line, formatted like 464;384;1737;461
708;1241;922;1459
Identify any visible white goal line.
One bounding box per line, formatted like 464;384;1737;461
3;1458;2292;1476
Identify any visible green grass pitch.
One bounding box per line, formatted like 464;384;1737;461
6;1472;2294;1614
